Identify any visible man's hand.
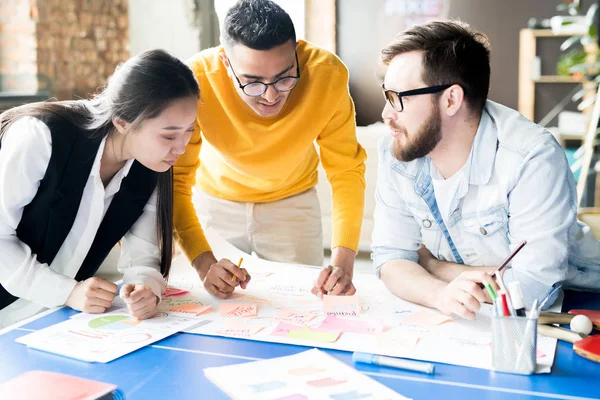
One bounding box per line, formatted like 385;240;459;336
65;277;118;313
432;271;500;320
193;252;250;299
311;246;356;297
121;284;159;320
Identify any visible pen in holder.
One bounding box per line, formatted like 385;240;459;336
491;314;537;375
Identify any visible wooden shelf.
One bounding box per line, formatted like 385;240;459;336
534;75;584;83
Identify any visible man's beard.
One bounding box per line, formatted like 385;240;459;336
391;104;442;162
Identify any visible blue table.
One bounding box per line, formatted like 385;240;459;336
1;291;599;400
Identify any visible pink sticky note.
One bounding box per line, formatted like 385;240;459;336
217;320;265;338
315;315;384;334
401;310;451;326
163;287;190;297
169;304;211;316
220;303;258;317
275;309;317;325
322;295;360;317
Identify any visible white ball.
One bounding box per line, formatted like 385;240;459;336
570;315;593;336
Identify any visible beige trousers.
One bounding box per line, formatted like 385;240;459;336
194;188;324;266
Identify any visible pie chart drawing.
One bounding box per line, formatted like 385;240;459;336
88;315;132;331
120;332;152;343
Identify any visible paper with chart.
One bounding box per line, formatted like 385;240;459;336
16;308;199;363
161;229;560;373
204;348;410;400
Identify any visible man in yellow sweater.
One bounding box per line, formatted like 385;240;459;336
174;0;366;299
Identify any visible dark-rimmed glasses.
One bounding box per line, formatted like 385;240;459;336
228;52;300;97
382;84;453;112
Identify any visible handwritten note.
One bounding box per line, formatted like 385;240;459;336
271;321;341;343
401;310;451;326
315;315;384;334
163;287;190;297
169;304;211;316
220;303;258;317
322;295;360;317
217;320;265;338
275;309;317;325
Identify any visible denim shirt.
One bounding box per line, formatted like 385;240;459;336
372;100;600;306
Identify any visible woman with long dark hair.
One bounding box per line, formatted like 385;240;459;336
0;49;199;328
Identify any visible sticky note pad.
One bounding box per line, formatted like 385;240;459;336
322;295;360;317
220;303;258;317
275;309;317;325
163;287;190;297
401;310;451;326
217;320;265;338
169;304;211;316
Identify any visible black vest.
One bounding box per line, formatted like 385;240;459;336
0;117;158;310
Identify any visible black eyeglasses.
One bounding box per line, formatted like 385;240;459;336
381;84;453;112
228;52;301;97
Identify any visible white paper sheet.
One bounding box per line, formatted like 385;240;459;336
204;348;411;400
16;308;198;363
168;229;560;373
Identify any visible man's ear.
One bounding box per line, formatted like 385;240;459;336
444;84;465;117
112;116;130;134
219;52;232;77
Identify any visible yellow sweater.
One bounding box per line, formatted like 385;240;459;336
174;40;367;262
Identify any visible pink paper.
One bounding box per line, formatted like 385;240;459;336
315;315;384;334
220;303;258;317
168;304;211;316
217;320;265;338
163;287;190;297
401;310;451;326
322;295;360;317
275;309;317;325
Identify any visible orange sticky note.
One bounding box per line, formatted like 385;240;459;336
401;310;452;326
169;304;211;316
217;320;265;338
376;329;421;350
322;295;360;317
220;303;258;317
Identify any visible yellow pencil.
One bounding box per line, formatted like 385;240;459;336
232;257;244;281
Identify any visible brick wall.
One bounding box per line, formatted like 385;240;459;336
0;0;130;99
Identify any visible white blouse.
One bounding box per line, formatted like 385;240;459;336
0;117;166;329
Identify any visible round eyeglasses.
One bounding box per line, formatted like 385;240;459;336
228;52;301;97
381;83;453;112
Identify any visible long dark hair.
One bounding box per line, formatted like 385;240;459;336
0;49;200;278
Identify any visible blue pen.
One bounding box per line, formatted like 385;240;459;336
353;352;435;374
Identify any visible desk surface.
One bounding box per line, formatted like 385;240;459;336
1;291;599;400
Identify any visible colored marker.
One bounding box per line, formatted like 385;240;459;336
485;284;497;303
507;281;526;317
353;352;435;374
500;292;511;317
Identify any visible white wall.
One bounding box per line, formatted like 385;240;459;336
128;0;201;60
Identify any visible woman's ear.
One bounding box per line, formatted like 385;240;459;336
112;116;130;134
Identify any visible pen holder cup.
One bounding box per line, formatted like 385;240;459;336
491;315;537;375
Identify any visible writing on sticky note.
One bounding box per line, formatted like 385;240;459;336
401;310;451;326
217;320;265;338
322;295;360;317
315;315;384;335
271;321;340;343
275;309;317;325
163;287;190;297
220;303;258;317
169;304;211;316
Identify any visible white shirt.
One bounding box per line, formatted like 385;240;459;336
0;117;166;328
430;162;465;228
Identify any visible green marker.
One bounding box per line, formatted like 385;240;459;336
485;284;497;302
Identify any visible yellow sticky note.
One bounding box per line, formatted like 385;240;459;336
287;328;341;343
401;310;451;326
220;303;258;317
322;295;360;317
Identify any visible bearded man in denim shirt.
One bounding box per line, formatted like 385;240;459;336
373;20;600;320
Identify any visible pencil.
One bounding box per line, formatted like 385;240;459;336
232;257;244;282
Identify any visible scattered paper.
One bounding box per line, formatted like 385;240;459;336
322;295;360;317
220;303;258;317
401;310;451;326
